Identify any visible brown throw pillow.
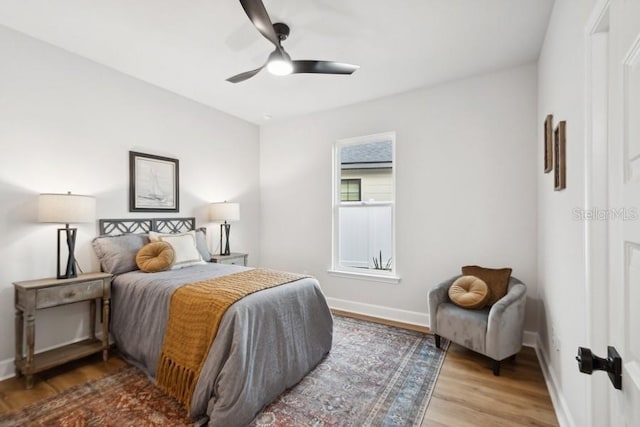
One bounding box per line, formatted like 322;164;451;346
461;265;512;305
136;242;175;273
448;276;490;309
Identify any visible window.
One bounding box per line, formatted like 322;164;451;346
331;132;397;282
340;179;361;201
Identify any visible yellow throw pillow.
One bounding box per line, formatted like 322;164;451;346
461;265;512;306
136;242;175;273
448;275;490;309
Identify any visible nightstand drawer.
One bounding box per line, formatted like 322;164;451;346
36;280;104;309
210;253;248;266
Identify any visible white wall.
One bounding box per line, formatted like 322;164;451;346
260;64;538;329
0;25;259;378
537;0;597;426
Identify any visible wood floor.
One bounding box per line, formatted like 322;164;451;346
0;353;128;415
423;343;558;426
333;310;559;427
0;314;558;426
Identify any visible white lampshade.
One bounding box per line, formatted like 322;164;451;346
209;202;240;222
38;193;96;224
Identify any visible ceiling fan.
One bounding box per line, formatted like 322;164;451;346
226;0;360;83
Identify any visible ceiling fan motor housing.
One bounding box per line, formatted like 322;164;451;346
273;22;290;41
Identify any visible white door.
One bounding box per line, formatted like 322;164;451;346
608;0;640;424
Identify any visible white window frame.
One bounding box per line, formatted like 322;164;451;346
329;131;400;284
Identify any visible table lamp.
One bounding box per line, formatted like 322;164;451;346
38;192;96;279
209;202;240;256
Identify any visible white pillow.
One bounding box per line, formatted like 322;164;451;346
148;230;194;243
149;231;205;269
149;230;210;260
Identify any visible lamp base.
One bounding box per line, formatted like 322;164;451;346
57;226;78;279
219;222;232;256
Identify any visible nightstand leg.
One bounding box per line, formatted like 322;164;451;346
14;309;23;377
89;299;96;340
102;298;110;361
25;312;35;389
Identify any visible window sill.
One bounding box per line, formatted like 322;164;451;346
327;269;401;284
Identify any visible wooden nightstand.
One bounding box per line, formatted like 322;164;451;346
13;272;112;389
210;252;248;266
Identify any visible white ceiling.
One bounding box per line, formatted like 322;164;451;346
0;0;553;124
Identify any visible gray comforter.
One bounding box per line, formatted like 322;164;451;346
111;263;333;426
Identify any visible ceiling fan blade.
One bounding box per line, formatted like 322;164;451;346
291;60;359;75
226;65;264;83
239;0;280;47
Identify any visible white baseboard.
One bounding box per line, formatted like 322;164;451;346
326;297;430;327
533;334;575;427
0;332;107;382
0;357;15;381
523;331;537;348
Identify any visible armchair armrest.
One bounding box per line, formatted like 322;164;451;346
486;277;527;360
428;275;461;333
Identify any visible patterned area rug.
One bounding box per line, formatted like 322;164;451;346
0;316;447;427
251;316;448;427
0;366;192;427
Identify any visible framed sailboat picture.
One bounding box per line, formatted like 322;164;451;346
129;151;179;212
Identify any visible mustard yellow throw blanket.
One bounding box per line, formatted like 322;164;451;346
156;269;306;408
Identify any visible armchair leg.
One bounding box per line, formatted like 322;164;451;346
492;360;500;376
435;334;441;349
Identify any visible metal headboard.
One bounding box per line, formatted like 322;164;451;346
98;217;196;236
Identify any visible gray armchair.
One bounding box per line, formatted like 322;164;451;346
428;275;526;375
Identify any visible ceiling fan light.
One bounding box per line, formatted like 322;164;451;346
267;59;293;76
267;49;293;76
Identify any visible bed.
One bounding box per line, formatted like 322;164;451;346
93;217;333;426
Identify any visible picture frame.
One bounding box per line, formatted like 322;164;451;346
544;114;553;173
554;121;566;191
129;151;179;212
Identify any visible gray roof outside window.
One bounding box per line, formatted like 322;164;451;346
341;141;392;164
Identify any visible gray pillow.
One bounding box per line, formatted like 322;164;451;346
195;227;211;262
92;234;150;275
